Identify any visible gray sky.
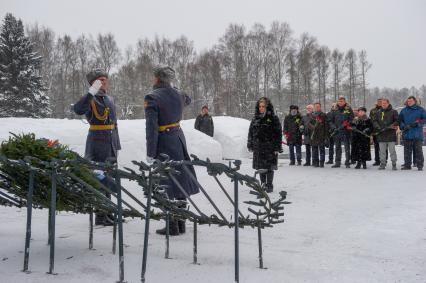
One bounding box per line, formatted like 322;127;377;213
1;0;425;88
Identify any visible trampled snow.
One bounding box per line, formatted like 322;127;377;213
0;117;425;283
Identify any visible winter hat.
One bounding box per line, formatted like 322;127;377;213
86;69;108;85
202;105;209;110
289;105;299;110
358;107;367;113
153;66;176;83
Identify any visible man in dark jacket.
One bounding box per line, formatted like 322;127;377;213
330;97;354;168
194;105;214;137
283;105;303;166
73;68;121;226
145;66;200;235
326;103;337;164
247;97;283;193
370;98;383;165
372;99;399;170
309;103;329;168
399;96;426;171
302;104;314;166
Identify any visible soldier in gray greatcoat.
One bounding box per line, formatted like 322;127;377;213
73;69;121;225
145;66;199;236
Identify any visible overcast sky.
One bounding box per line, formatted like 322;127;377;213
1;0;425;88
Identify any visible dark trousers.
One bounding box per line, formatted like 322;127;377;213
328;137;334;161
312;145;326;163
305;144;312;163
289;144;302;162
404;140;424;169
335;135;351;164
260;170;274;187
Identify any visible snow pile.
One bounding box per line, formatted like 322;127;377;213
0;118;224;164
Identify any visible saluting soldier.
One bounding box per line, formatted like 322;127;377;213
73;68;121;225
144;66;199;236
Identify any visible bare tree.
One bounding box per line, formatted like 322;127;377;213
358;50;372;106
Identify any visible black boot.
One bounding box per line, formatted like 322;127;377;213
177;219;186;234
156;219;180;236
313;161;319;167
355;162;361;169
289;160;295;166
372;161;380;166
319;161;324;168
95;214;105;225
297;160;302;166
331;162;341;168
266;183;273;193
401;165;411;170
303;162;311;166
362;161;367;169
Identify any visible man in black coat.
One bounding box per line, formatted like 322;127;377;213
73;68;121;226
325;103;337;164
309;103;329;168
247;97;283;193
283;105;303;166
194;105;214;137
302;104;314;166
370;98;384;166
372;99;399;170
145;66;200;235
329;97;354;168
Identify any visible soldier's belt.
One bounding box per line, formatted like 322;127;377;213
89;124;115;131
158;123;180;132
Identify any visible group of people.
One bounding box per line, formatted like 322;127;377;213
247;95;425;192
72;66;425;235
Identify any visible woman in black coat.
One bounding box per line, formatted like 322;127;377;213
351;107;373;169
247;97;283;193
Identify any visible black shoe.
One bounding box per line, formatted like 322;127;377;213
95;215;105;226
313;162;319;167
372;161;380;166
177;220;186;234
418;167;423;171
297;160;302;166
331;163;341;168
401;166;412;170
156;220;179;236
351;160;356;165
362;162;367;169
289;161;295;166
392;164;397;171
325;160;333;164
319;161;324;168
355;162;361;169
345;164;351;168
303;162;311;166
266;184;273;193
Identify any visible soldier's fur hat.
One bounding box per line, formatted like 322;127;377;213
86;69;108;84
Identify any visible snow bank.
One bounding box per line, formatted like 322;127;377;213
0;116;255;164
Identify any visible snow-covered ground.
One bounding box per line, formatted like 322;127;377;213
0;117;425;283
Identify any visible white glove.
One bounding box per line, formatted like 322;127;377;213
88;80;102;96
93;169;105;181
146;156;155;164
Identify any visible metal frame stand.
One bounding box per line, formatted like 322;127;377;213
23;170;35;273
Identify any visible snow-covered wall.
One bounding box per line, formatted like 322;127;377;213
0;117;251;166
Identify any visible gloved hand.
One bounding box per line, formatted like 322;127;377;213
299;125;305;131
88;80;102;96
146;156;155;164
93;170;106;181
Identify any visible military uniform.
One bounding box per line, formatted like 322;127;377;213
144;82;199;200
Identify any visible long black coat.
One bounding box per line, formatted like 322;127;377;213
283;113;303;145
247;99;283;170
145;82;199;199
351;116;373;161
194;114;214;137
309;112;329;146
